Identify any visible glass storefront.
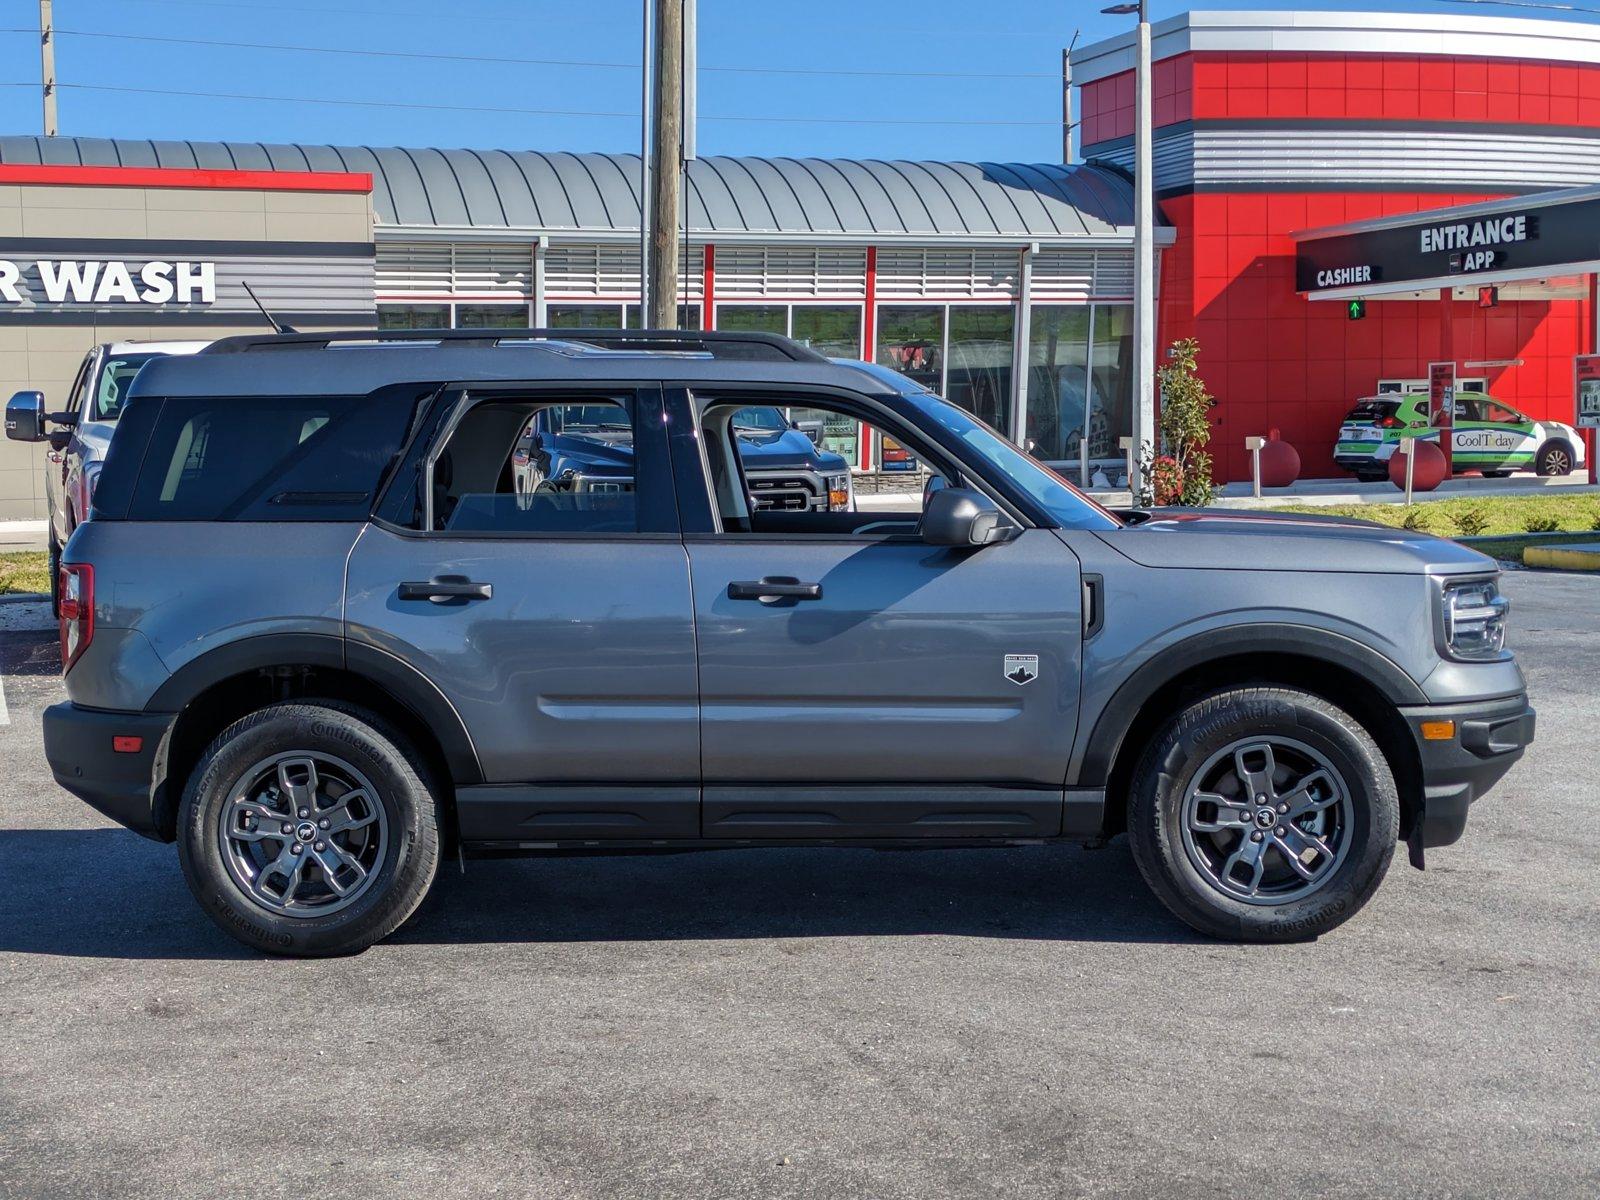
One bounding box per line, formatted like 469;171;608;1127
876;304;1015;432
378;304;449;329
1024;307;1091;463
791;306;862;358
945;306;1014;433
875;306;944;393
457;304;530;328
1022;303;1134;483
1087;305;1134;472
717;304;787;335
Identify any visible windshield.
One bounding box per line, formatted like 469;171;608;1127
546;404;632;433
730;405;788;433
94;353;159;422
908;393;1121;531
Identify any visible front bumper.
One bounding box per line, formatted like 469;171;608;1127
1399;693;1534;851
42;702;175;841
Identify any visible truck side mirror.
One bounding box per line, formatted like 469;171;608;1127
5;391;46;442
919;487;1018;548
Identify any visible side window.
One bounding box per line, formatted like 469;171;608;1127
697;395;954;536
127;387;424;521
428;398;640;534
1484;402;1523;425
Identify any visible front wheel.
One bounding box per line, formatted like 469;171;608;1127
1128;687;1398;942
177;701;441;956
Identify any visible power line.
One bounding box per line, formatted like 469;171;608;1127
1430;0;1600;14
32;81;1059;127
0;26;1055;81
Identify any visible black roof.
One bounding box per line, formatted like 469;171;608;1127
131;328;901;399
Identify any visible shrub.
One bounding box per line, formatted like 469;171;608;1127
1401;507;1430;532
1590;508;1600;532
1523;514;1560;534
1452;508;1489;537
1135;337;1218;507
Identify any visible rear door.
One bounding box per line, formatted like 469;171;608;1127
665;384;1084;841
347;382;701;843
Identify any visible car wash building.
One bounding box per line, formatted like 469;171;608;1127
1072;8;1600;482
0;139;1151;519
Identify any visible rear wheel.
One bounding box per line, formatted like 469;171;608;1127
1535;442;1574;477
177;701;441;956
1128;687;1398;942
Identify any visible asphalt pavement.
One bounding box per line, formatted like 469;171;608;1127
1;574;1596;1199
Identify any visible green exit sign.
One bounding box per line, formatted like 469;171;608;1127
1347;298;1367;321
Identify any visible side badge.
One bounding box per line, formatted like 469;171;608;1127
1004;654;1039;686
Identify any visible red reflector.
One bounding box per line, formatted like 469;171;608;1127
112;735;143;754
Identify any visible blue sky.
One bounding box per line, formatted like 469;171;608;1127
0;0;1594;162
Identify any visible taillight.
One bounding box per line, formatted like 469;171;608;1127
59;562;93;673
1377;416;1402;429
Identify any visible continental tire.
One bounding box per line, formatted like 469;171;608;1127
1128;687;1398;942
177;701;441;957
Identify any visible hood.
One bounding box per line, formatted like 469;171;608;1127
735;428;849;473
1093;508;1496;575
544;431;637;473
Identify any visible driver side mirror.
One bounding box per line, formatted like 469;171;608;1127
5;391;46;442
919;487;1018;548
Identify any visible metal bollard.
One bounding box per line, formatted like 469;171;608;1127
1245;436;1267;498
1397;437;1417;505
1118;435;1135;490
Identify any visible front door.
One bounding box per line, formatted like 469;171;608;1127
667;386;1084;840
346;383;701;842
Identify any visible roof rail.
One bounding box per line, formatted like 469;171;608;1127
200;327;829;363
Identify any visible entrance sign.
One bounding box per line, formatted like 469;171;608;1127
1296;191;1600;294
1576;354;1600;430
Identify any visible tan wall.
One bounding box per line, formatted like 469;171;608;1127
0;182;373;521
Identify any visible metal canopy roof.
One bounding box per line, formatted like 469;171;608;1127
0;136;1144;242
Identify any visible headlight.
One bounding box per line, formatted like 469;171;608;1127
825;472;853;512
1441;577;1508;660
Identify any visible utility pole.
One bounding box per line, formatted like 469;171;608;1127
1061;32;1079;164
648;0;683;330
1130;0;1155;499
639;0;652;324
39;0;58;137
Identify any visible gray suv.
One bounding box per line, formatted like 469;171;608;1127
40;329;1535;956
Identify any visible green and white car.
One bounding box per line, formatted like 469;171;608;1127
1335;392;1587;481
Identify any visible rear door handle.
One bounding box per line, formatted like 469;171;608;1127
727;577;823;602
398;578;493;603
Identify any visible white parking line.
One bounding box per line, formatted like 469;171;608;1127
0;675;9;726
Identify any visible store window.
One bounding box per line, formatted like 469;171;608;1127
790;306;861;357
1023;307;1091;464
456;304;530;329
875;306;944;392
1088;305;1134;469
945;306;1014;433
547;304;624;329
378;304;449;330
717;305;787;335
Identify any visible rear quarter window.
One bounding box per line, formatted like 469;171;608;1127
115;386;429;521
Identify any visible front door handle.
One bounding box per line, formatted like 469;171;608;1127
727;577;823;602
398;577;493;603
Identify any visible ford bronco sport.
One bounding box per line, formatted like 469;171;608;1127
37;329;1534;955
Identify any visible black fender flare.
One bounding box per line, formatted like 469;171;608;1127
146;633;482;784
1072;623;1427;788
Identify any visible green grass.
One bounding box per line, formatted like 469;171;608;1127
1262;493;1600;539
0;550;50;596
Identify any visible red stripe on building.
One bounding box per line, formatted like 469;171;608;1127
703;243;716;330
0;163;372;193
